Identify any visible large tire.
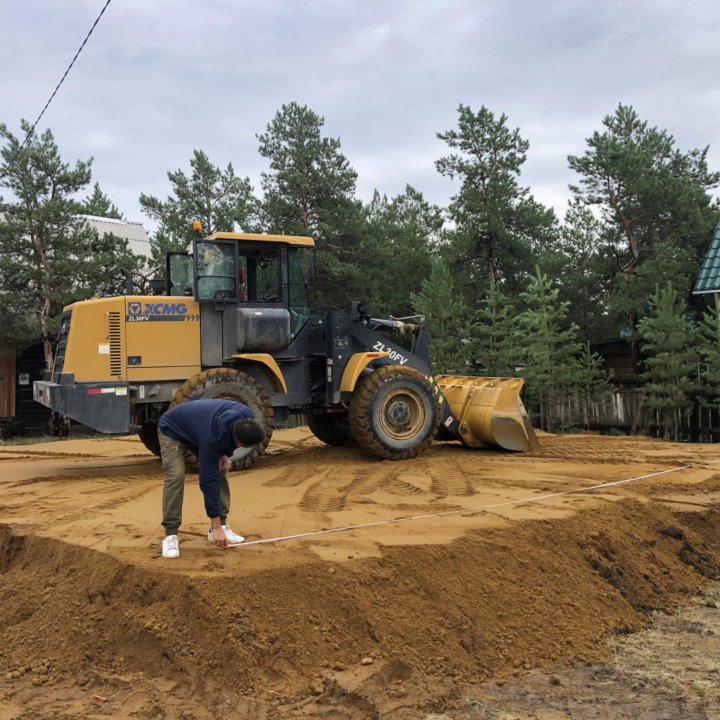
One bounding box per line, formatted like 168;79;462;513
307;412;352;447
49;411;70;438
138;419;161;456
349;365;441;460
168;368;273;471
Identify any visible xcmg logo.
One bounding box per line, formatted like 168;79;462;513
127;302;188;316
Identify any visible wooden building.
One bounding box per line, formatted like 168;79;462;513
0;344;50;436
0;354;15;420
694;222;720;297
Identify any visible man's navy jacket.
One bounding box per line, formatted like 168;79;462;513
158;399;255;518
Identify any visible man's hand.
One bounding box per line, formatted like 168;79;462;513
219;455;232;472
210;518;228;548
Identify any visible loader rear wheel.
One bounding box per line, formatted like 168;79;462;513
138;419;161;456
349;365;441;460
307;412;352;447
168;368;273;471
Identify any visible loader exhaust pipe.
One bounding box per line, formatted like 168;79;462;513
435;375;540;452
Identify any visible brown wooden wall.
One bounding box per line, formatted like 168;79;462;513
0;354;16;418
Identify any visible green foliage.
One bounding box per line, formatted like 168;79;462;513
0;121;135;366
613;238;696;334
553;200;615;342
257;102;364;310
696;295;720;408
573;341;610;429
1;100;716;442
637;282;698;440
78;182;123;219
466;281;518;377
87;230;147;296
436;104;558;303
515;267;604;431
410;257;470;374
140;149;259;263
75;183;147;293
362;185;440;317
569;103;720;332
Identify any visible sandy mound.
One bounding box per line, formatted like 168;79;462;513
1;429;719;719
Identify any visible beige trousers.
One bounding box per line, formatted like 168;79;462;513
158;430;230;536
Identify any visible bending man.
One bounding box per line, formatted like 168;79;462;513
157;399;266;559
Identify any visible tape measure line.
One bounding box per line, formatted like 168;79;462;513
228;465;691;548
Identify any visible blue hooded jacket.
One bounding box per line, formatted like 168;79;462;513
158;399;256;518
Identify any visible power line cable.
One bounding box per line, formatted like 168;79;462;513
0;0;114;182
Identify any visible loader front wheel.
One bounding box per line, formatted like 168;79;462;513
307;412;352;447
349;365;440;460
168;368;273;470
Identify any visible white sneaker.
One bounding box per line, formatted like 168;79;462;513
162;534;180;559
208;525;245;544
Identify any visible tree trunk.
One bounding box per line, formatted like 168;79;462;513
42;332;54;371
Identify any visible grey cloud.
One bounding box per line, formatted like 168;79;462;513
1;0;718;225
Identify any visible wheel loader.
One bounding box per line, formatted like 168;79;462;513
33;226;538;468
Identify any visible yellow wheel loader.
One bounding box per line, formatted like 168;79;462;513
33;228;538;468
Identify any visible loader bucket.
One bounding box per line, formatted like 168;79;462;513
435;375;540;452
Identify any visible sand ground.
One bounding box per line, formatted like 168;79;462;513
0;428;718;719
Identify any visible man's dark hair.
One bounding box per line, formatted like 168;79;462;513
232;418;266;447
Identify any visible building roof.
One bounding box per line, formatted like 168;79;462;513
78;214;152;258
694;222;720;294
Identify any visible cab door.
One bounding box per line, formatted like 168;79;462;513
192;240;240;366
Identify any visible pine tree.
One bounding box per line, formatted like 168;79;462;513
79;182;123;219
410;258;470;374
140;149;259;263
467;281;518;377
573;341;609;429
362;185;440;318
0;121;133;366
515;267;586;432
637;282;698;441
76;183;147;293
436;104;557;303
257;102;363;310
555;200;614;343
568;103;720;333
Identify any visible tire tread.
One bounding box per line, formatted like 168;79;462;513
168;368;273;470
349;365;440;460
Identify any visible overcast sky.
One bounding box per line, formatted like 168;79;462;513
1;0;719;229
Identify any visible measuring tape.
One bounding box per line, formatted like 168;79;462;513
228;465;692;548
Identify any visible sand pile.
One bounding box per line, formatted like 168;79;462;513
0;430;719;719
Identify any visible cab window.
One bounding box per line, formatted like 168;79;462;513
196;242;237;301
287;247;311;335
167;254;194;296
254;254;280;302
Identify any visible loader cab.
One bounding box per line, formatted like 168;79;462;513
165;232;315;351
